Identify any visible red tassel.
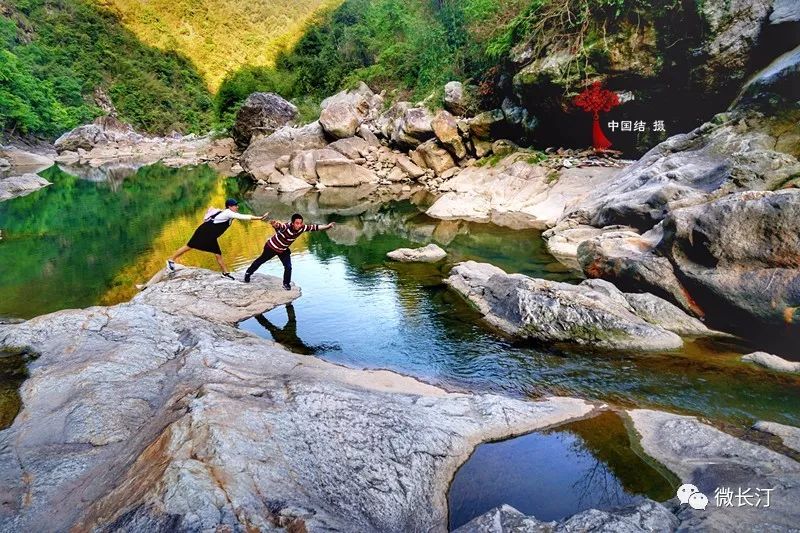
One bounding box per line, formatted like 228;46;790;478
592;116;612;151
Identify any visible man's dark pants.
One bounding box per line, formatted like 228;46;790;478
246;246;292;284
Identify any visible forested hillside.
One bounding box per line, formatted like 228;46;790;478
0;0;213;137
97;0;343;91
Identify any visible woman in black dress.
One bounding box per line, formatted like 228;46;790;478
167;198;268;279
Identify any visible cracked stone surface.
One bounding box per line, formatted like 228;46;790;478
0;269;595;532
628;409;800;532
445;261;686;351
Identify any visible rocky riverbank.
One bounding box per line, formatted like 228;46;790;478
0;268;598;531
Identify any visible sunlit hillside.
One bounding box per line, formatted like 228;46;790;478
95;0;344;90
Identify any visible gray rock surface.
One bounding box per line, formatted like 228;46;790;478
579;190;800;327
752;421;800;452
454;500;678;533
741;351;800;373
629;409;800;532
231;92;298;148
565;113;800;231
316;158;379;187
0;268;596;532
428;156;621;229
386;243;447;263
0;173;51;202
444;81;467;116
241;121;328;176
445;261;683;351
622;293;711;336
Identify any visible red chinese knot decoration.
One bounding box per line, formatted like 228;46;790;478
574;82;620;151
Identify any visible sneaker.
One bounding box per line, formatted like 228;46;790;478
222;272;235;280
243;273;251;283
283;283;291;291
166;259;175;272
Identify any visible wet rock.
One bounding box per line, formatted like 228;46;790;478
386;243;447;263
0;173;51;202
0;267;596;531
623;293;710;336
320;102;361;139
752;421;800;452
629;409;800;532
446;261;683;351
454;500;678;533
741;351;800;373
231;92;298;148
734;44;800;111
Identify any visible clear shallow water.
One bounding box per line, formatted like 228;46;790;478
448;411;677;529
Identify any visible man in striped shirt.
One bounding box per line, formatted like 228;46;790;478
244;213;335;289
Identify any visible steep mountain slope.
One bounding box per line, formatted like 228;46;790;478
96;0;344;91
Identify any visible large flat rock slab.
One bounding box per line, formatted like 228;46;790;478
629;409;800;532
133;267;299;324
0;268;595;532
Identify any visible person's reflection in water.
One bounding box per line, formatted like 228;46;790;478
254;304;315;355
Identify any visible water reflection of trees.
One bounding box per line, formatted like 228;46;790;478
0;164;219;318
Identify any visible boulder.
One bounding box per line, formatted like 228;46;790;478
54;116;139;153
444;81;467;116
395;154;426;179
240;122;328;177
375;101;410;141
445;261;683;351
231;92;298;148
386;244;447;263
394;107;435;148
315;159;379;187
413;139;455;175
0;174;51;202
0;267;596;531
320;82;382;122
469;109;505;140
741;352;800;373
288;148;342;183
623;292;711;336
320;101;361;139
577;226;704;317
733;44;800;112
358;124;381;147
543;223;637;270
472;137;493;158
328;136;371;160
0;147;54;170
431;110;466;160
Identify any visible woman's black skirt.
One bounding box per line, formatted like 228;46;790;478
187;220;229;254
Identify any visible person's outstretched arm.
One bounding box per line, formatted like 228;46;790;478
304;222;336;231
